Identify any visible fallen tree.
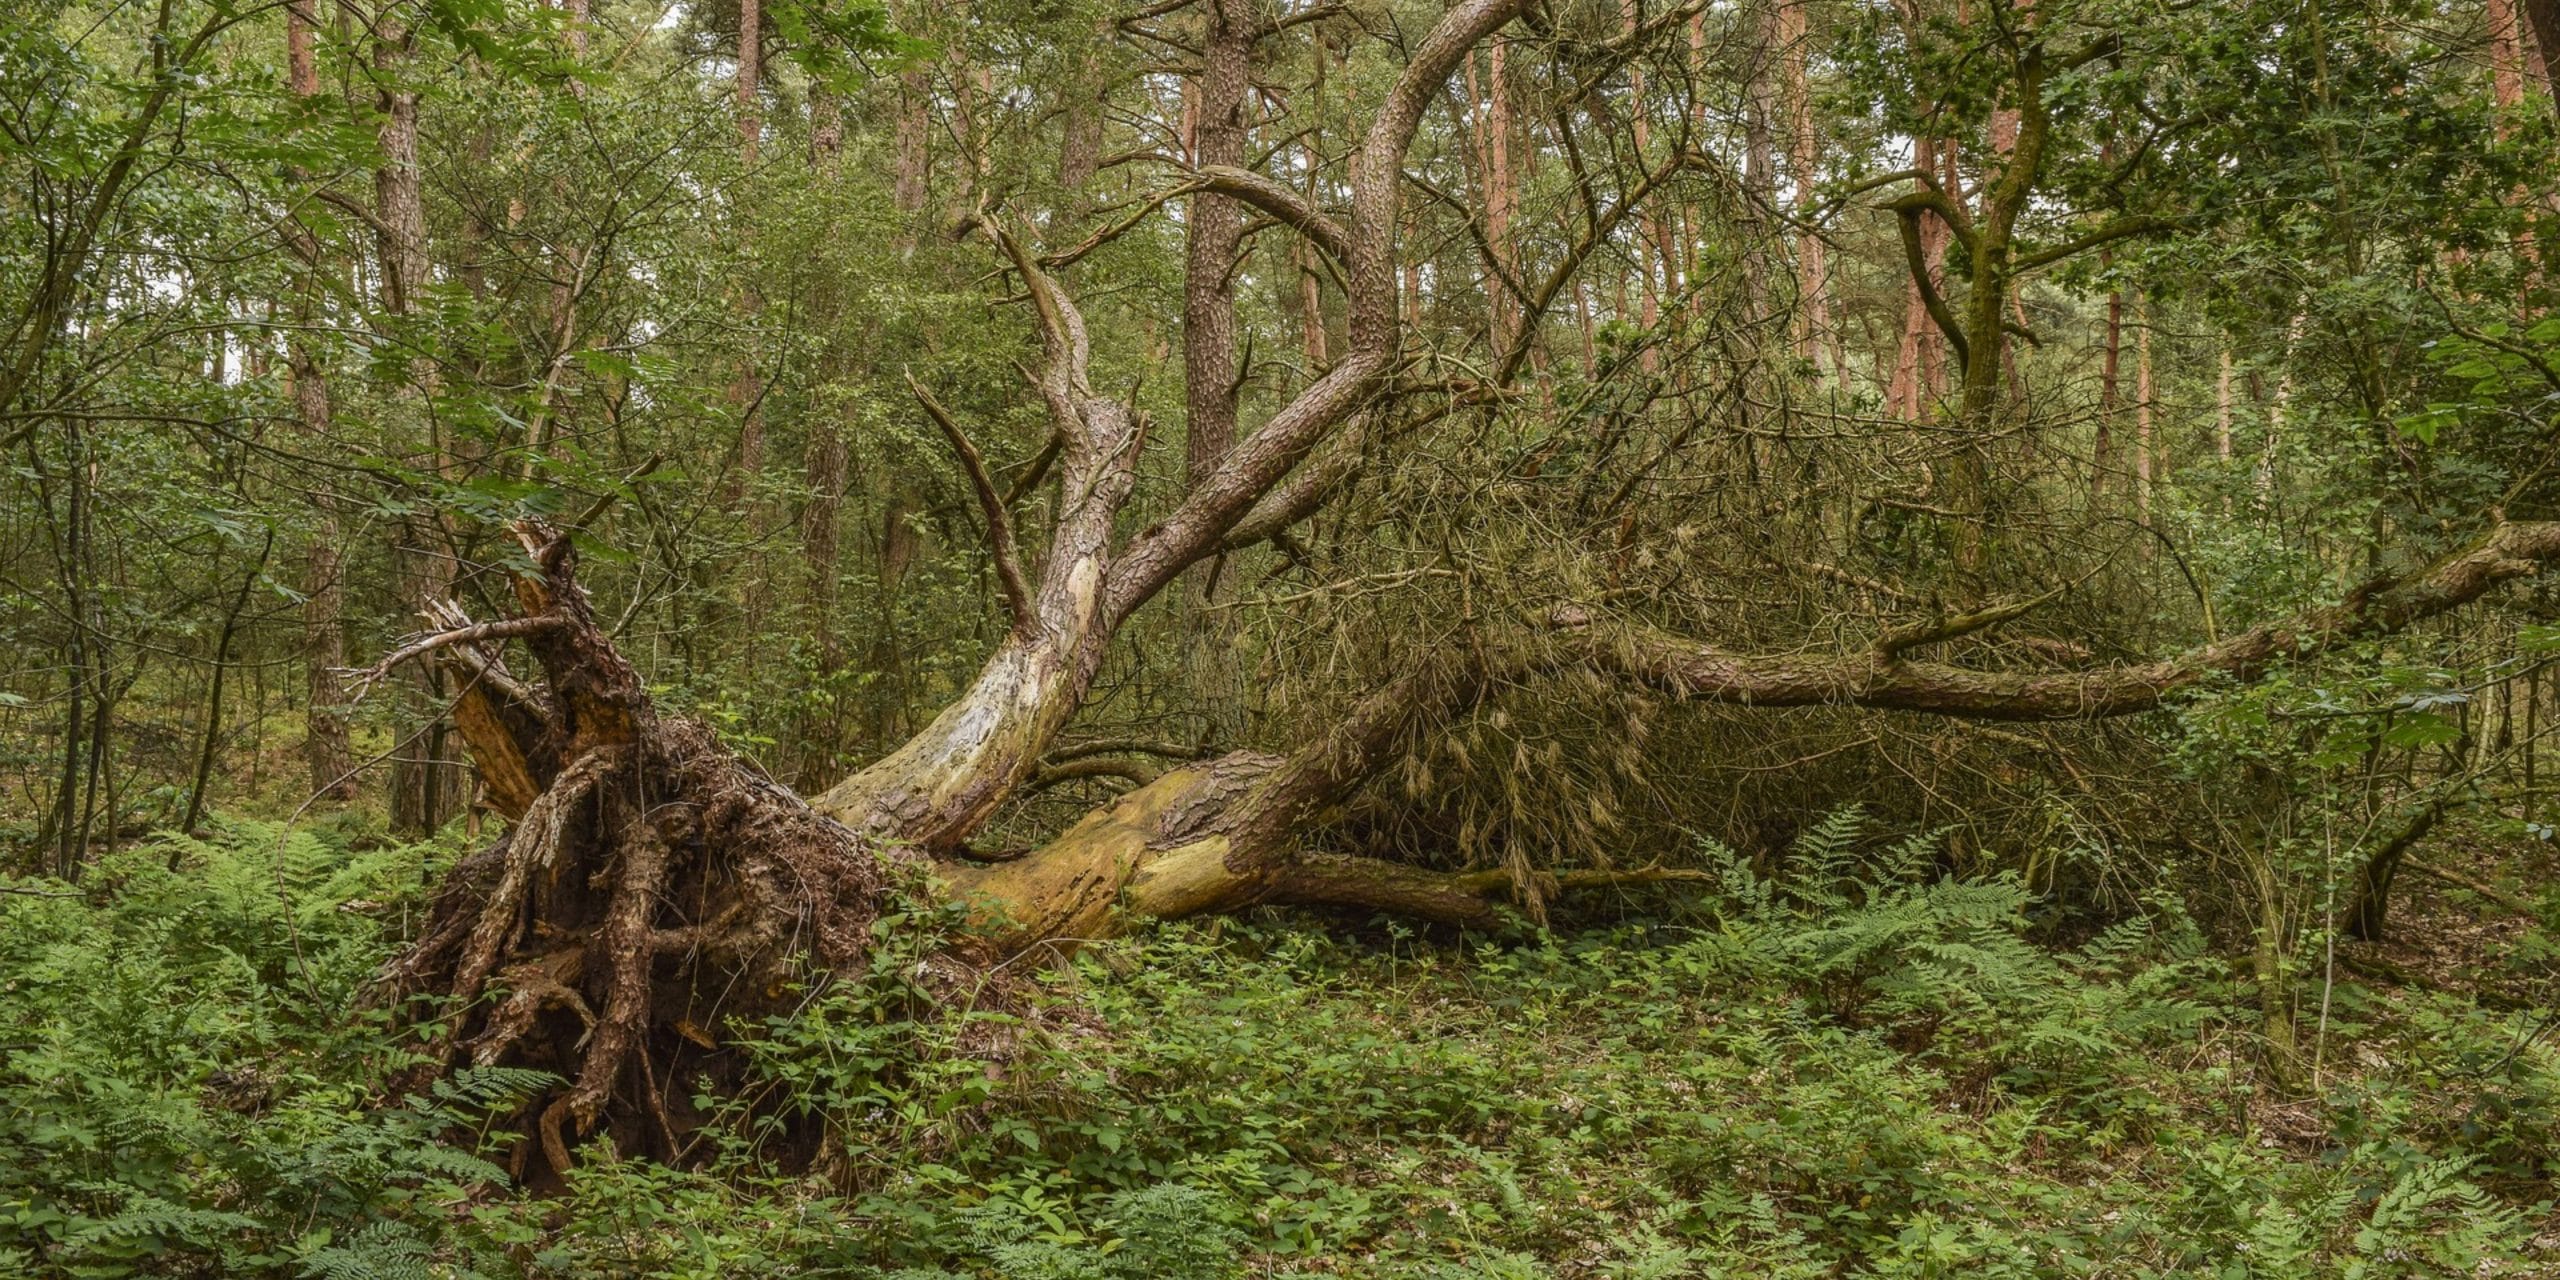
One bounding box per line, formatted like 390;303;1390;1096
348;0;2560;1169
374;500;2560;1169
376;0;1561;1169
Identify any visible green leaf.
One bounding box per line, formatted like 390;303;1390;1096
2381;712;2460;748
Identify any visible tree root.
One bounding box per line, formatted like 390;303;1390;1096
380;714;943;1173
369;527;958;1174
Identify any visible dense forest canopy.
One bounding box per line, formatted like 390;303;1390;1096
7;0;2560;1271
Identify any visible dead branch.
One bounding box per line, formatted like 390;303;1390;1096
907;368;1033;630
1874;578;2076;660
346;616;568;699
1582;522;2560;720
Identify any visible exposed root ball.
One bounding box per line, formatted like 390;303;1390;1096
381;716;931;1169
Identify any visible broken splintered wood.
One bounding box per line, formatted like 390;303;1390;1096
343;614;569;699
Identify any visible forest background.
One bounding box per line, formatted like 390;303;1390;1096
8;0;2560;1273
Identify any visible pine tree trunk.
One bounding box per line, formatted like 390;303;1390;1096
1780;0;1827;372
727;0;765;495
1182;0;1247;490
1179;0;1254;739
2518;0;2560;107
2134;295;2154;515
286;0;357;801
372;1;465;833
2216;342;2234;464
2096;279;2121;500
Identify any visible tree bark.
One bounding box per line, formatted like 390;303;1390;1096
287;0;358;801
2490;0;2542;285
2133;294;2153;515
727;0;766;496
1472;40;1516;351
1175;0;1256;738
1058;21;1107;211
295;412;358;801
736;0;762;165
813;232;1143;851
803;30;849;691
1183;0;1248;491
2210;343;2230;460
2096;276;2121;499
372;13;430;320
372;0;466;833
1625;17;1665;367
2520;0;2560;106
1780;0;1827;371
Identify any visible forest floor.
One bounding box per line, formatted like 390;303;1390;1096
1;815;2556;1277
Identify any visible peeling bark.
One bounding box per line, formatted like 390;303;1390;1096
814;232;1141;850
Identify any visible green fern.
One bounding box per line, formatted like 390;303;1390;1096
61;1190;259;1252
298;1220;433;1280
2345;1157;2522;1278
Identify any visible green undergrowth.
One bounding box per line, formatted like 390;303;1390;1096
1;815;2555;1277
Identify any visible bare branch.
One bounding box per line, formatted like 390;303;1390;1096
982;215;1095;420
908;368;1034;632
1579;521;2560;720
1041;186;1189;270
1001;431;1065;508
346;616;568;700
1874;578;2076;660
1190;165;1353;266
1499;144;1689;383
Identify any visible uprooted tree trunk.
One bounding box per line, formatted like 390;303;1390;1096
375;526;1608;1171
352;0;2560;1168
375;527;939;1169
372;0;1547;1170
